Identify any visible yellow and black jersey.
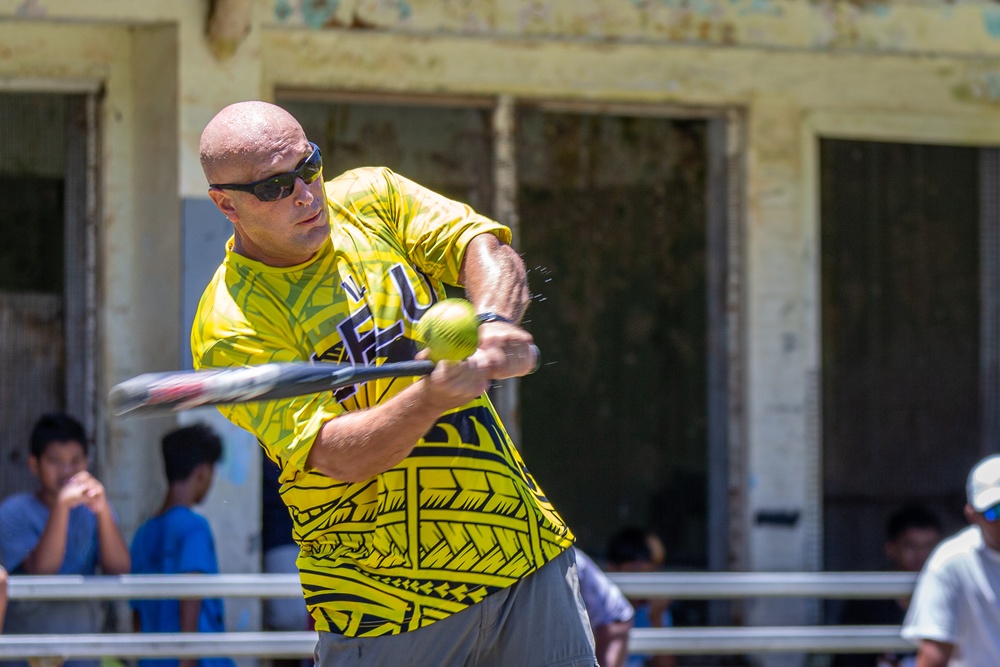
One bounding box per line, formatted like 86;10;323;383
191;167;573;637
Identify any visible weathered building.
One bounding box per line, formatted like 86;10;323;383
2;1;999;663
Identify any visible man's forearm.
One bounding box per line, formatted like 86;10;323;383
461;233;530;322
307;374;472;482
307;350;496;482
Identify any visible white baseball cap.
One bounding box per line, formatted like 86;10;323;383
967;455;1000;512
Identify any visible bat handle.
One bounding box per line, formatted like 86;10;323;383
528;344;542;374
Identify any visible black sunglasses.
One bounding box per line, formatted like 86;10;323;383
210;142;323;202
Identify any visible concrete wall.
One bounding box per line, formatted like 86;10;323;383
0;1;265;643
3;0;1000;656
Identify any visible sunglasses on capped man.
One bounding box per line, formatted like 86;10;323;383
985;504;1000;522
210;142;323;202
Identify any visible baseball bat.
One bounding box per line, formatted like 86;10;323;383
109;345;540;417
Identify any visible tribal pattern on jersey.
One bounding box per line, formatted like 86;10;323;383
191;167;574;636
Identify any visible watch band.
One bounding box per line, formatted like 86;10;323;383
477;311;515;325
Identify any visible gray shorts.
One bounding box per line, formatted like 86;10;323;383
314;547;597;667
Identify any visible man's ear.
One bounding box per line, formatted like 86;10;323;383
208;188;239;224
964;503;979;526
27;454;39;477
193;462;211;483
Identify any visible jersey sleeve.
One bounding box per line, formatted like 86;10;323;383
193;281;343;473
901;554;961;645
198;334;342;473
331;167;511;285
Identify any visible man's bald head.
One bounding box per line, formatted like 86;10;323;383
200;101;306;184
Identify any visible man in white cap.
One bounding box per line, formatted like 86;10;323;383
901;455;1000;666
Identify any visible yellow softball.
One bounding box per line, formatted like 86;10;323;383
416;298;480;362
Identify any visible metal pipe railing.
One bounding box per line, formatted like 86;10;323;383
3;572;919;658
8;571;918;601
0;627;914;659
607;571;917;599
0;633;318;660
8;573;304;600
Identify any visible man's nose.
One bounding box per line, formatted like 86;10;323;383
292;176;315;204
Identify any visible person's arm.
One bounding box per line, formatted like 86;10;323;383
95;510;131;574
306;360;491;481
575;549;635;667
461;232;530;324
916;638;953;667
460;233;538;380
79;473;130;575
179;598;201;667
21;474;88;573
0;565;8;630
306;235;537;483
902;549;958;667
651;653;678;667
595;620;632;667
647;599;677;667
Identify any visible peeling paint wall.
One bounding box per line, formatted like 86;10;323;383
264;0;1000;58
0;2;264;645
2;0;1000;650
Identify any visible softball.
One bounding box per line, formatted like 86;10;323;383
416;298;480;362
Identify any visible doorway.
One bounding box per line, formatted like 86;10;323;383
0;92;99;499
821;139;996;575
515;108;714;572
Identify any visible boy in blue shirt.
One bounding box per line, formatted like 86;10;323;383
0;412;130;667
130;424;235;667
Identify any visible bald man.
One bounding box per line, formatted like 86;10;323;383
192;102;595;666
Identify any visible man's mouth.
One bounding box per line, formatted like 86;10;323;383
298;209;323;225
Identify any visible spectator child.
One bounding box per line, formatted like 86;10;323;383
833;504;942;667
0;412;130;667
606;527;676;667
130;424;235;667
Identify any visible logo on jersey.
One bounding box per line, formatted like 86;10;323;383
315;264;438;402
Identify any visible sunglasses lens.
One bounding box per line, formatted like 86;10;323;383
301;149;322;184
253;177;294;202
986;505;1000;522
238;145;322;202
302;163;322;184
